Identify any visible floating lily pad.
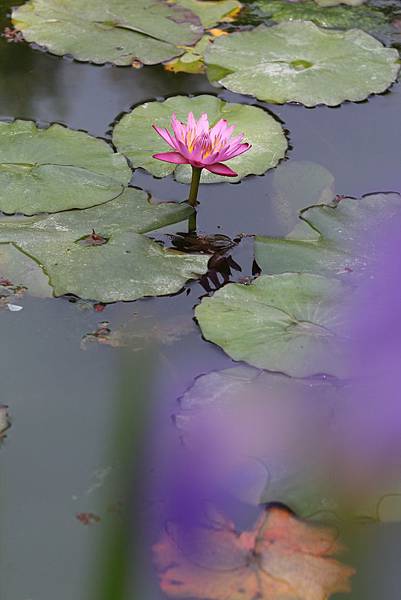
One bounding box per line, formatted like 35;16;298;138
12;0;203;66
268;161;335;235
195;273;348;378
173;0;241;28
164;34;211;74
255;192;401;280
0;120;131;215
0;244;52;298
113;95;287;184
205;21;400;106
253;0;387;31
0;188;208;302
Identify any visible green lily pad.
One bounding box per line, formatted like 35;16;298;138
0;244;53;298
0;120;131;215
164;34;211;74
174;0;241;28
253;0;387;31
113;95;287;184
268;161;335;235
255;192;401;280
0;188;209;302
205;21;400;106
195;273;348;378
12;0;203;66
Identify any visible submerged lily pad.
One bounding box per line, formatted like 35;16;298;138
253;0;387;31
113;95;287;184
0;120;131;215
0;188;209;302
173;0;241;28
205;21;400;106
195;273;348;378
12;0;203;66
255;192;401;280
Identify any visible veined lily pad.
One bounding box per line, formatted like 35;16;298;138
173;0;242;28
255;192;401;280
205;21;400;106
0;120;131;215
12;0;203;66
0;188;209;302
195;273;348;378
113;95;287;184
253;0;387;31
0;244;53;298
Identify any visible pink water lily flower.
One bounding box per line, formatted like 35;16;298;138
152;112;251;177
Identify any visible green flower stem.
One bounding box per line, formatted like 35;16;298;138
187;166;202;208
187;166;202;234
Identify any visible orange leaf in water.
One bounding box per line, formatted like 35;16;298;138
153;506;355;600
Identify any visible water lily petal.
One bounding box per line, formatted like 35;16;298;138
205;162;238;177
222;143;252;161
152;152;188;164
152;125;177;150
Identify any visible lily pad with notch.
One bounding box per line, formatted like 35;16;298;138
113;94;288;184
205;21;400;106
0;188;209;302
0;120;132;215
12;0;203;66
255;192;401;280
195;272;349;378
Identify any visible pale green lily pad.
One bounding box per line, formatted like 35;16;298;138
195;273;348;378
253;0;387;31
113;95;287;184
255;192;401;280
205;21;400;106
268;161;335;235
0;244;52;298
173;0;241;28
0;120;131;215
12;0;203;66
0;188;208;302
164;35;211;74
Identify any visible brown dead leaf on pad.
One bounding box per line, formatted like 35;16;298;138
153;505;355;600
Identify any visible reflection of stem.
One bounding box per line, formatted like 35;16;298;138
187;166;202;234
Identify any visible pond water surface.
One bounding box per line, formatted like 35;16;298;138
1;1;401;599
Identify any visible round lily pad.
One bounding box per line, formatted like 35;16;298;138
173;0;241;28
0;188;208;302
205;21;400;106
195;273;348;378
12;0;203;66
113;95;287;184
253;0;387;31
0;120;132;215
255;192;401;280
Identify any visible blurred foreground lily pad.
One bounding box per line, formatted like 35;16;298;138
205;21;400;106
255;192;401;280
0;120;131;215
113;95;287;184
0;188;209;302
195;273;348;377
12;0;203;65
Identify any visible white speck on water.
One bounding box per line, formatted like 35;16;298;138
7;303;23;312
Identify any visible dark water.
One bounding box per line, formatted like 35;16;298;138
0;1;401;599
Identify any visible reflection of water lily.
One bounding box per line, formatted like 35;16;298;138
153;112;251;232
153;112;251;177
